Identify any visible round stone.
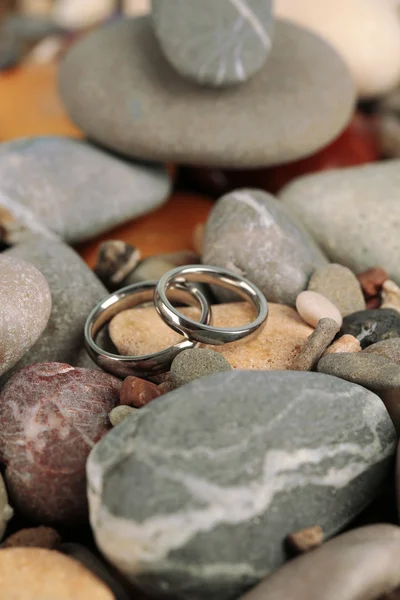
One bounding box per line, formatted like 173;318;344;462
109;405;137;427
151;0;274;87
307;263;365;317
59;17;355;167
170;348;232;387
296;291;343;328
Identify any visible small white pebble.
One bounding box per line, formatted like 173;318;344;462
296;291;342;328
109;405;137;427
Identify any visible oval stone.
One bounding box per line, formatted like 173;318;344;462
202;189;327;305
0;255;51;376
87;370;395;600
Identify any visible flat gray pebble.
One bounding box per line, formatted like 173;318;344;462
171;348;232;387
307;263;365;317
317;352;400;391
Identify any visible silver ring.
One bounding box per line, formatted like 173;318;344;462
84;280;211;378
154;265;268;345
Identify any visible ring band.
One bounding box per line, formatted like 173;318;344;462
154;265;268;345
84;280;211;378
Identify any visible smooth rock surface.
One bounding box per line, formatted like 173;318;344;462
307;263;365;317
0;363;120;523
87;371;396;600
59;17;355;167
0;236;107;388
0;548;115;599
274;0;400;98
364;338;400;365
202;189;327;305
296;291;342;328
109;301;314;370
317;353;400;391
340;309;400;349
279;161;400;283
171;348;232;387
0;136;171;244
0;255;51;376
240;524;400;600
109;405;137;427
151;0;274;86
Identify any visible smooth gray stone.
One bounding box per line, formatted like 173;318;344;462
0;137;171;244
202;189;327;305
239;524;400;600
87;370;395;600
59;17;355;167
341;308;400;349
364;338;400;365
317;352;400;390
279;160;400;283
0;236;106;388
307;263;365;317
0;255;51;376
151;0;274;87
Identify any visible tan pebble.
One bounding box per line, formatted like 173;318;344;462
109;302;314;371
286;525;324;554
381;279;400;313
323;334;361;356
120;376;162;408
0;547;115;599
292;318;339;371
192;223;205;255
296;291;342;328
108;405;137;427
2;526;61;549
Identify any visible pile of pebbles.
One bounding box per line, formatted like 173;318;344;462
2;2;400;599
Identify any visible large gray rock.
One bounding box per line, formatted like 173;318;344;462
202;189;327;305
0;137;171;244
151;0;274;87
0;255;51;376
59;17;355;167
87;370;395;600
240;524;400;600
279;160;400;283
0;236;106;387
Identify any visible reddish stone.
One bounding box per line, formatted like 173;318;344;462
120;376;162;408
2;526;61;549
0;363;121;524
357;267;389;301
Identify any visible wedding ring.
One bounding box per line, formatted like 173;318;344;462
84;280;211;378
154;265;268;345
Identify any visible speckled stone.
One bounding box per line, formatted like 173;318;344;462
0;362;120;523
2;527;61;549
59;17;355;167
307;263;365;317
0;255;51;376
1;236;108;387
323;334;361;356
202;190;327;305
108;405;137;427
109;302;314;370
317;352;400;390
0;548;115;600
296;291;342;328
0;136;171;244
171;348;232;387
279;161;400;283
87;371;395;600
340;308;400;349
239;525;400;600
292;318;339;371
363;338;400;365
151;0;274;86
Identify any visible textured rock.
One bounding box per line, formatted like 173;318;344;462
0;255;51;376
59;17;355;167
323;334;361;356
307;263;365;316
274;0;400;98
363;338;400;365
0;363;120;523
202;189;327;305
291;318;339;371
279;161;400;283
0;473;13;542
340;308;400;349
0;548;115;599
119;376;162;408
151;0;274;86
296;291;342;328
109;405;137;427
171;348;232;387
0;136;171;244
2;527;61;549
317;352;400;391
240;524;400;600
87;370;395;600
1;236;107;387
109;301;314;370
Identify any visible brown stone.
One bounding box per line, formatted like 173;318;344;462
357;267;389;299
120;376;162;408
2;526;61;549
286;525;324;554
158;381;175;394
323;334;361;356
109;302;314;371
380;586;400;600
